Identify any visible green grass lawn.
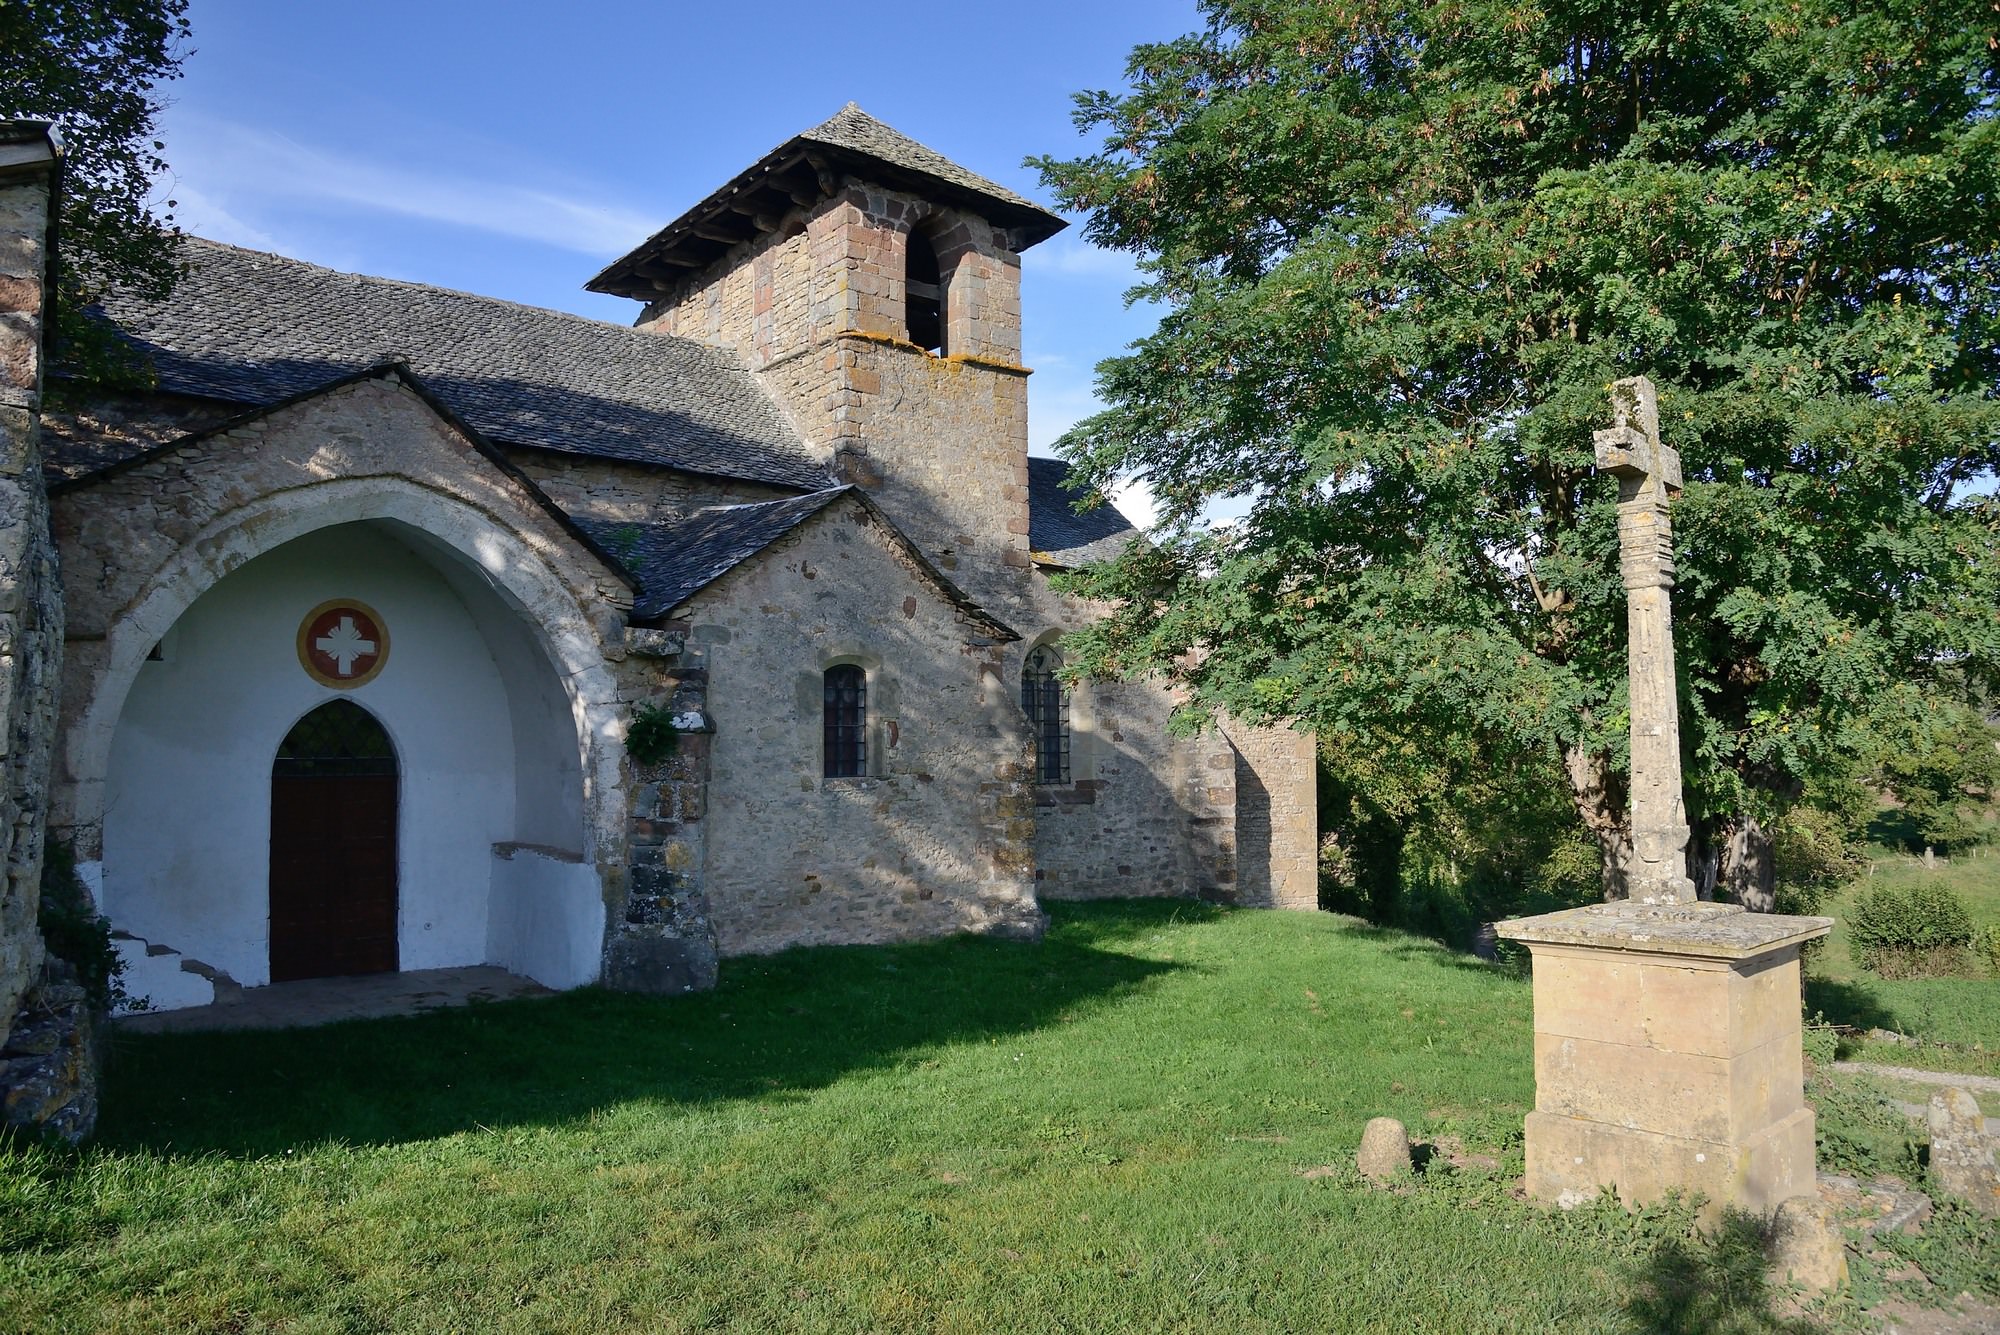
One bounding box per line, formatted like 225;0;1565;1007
1804;842;2000;1077
0;901;1977;1333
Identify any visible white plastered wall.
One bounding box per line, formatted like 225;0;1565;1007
101;519;602;1005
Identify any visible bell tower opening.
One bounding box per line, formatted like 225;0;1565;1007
905;229;945;354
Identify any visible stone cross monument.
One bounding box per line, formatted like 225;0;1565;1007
1591;376;1696;904
1496;376;1832;1224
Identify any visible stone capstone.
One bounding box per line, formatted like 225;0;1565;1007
1766;1194;1848;1293
1926;1087;2000;1217
1356;1116;1412;1182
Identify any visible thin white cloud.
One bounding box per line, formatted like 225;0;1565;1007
1024;236;1143;282
164;182;286;254
1107;475;1160;531
164;112;659;258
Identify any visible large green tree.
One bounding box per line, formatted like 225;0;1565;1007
0;0;188;379
1035;0;2000;906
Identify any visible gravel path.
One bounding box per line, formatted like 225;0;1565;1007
1832;1062;2000;1095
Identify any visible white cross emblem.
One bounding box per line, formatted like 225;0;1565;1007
314;616;378;676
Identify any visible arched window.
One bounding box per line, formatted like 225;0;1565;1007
1022;645;1070;785
823;664;867;778
905;230;945;354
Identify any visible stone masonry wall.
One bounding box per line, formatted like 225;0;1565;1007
640;184;1033;620
681;495;1042;955
603;632;721;994
642;184;1022;370
1221;718;1320;909
1031;673;1239;901
0;143;62;1047
1013;575;1230;901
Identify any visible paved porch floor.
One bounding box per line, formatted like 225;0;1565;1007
113;966;554;1034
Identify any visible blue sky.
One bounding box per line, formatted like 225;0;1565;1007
155;1;1208;524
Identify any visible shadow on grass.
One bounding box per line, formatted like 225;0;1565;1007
1866;807;1923;853
1622;1211;1820;1335
1803;976;1899;1033
1322;914;1532;980
96;901;1193;1159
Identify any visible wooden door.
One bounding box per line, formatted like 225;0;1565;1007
269;700;399;981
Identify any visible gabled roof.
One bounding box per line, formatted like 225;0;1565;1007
589;104;1067;301
1027;456;1140;568
49;360;639;593
574;487;1016;640
80;238;831;490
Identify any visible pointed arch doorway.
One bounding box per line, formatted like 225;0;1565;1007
269;699;400;981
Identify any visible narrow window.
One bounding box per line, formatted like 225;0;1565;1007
823;664;867;778
1022;645;1071;785
905;231;944;354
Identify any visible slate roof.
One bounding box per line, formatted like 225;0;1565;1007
801;103;1053;219
1027;456;1140;568
590;104;1066;299
81;238;832;490
574;488;1015;639
575;490;849;619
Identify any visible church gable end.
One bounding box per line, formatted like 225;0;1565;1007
669;490;1041;955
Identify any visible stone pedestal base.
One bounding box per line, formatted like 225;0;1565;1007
1524;1106;1818;1217
1497;901;1832;1223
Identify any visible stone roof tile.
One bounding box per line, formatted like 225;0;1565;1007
1028;456;1139;568
577;490;847;619
801;103;1045;215
576;487;1015;641
82;238;832;490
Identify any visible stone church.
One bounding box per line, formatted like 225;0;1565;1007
0;106;1316;1032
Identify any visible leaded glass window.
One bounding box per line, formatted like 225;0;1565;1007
823;664;867;778
273;699;398;778
1022;645;1070;785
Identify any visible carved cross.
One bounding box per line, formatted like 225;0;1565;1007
1591;375;1681;500
1594;374;1696;904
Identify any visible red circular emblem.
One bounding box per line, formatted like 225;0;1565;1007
296;599;390;689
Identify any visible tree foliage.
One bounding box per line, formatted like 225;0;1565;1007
1034;0;2000;903
1871;699;2000;852
0;0;188;382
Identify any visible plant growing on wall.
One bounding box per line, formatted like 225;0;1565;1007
626;701;680;768
37;841;134;1012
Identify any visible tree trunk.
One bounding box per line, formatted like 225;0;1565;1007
1355;804;1406;924
1562;743;1632;900
1686;818;1721;901
1717;815;1776;912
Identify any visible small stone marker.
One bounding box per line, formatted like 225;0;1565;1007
1767;1195;1848;1293
1356;1116;1411;1182
1496;377;1832;1224
1927;1088;2000;1217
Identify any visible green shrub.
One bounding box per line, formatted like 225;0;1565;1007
1847;881;1976;977
36;841;130;1012
626;700;681;768
1771;805;1868;917
1973;925;2000;975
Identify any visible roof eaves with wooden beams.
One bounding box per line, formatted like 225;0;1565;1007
587;103;1067;302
